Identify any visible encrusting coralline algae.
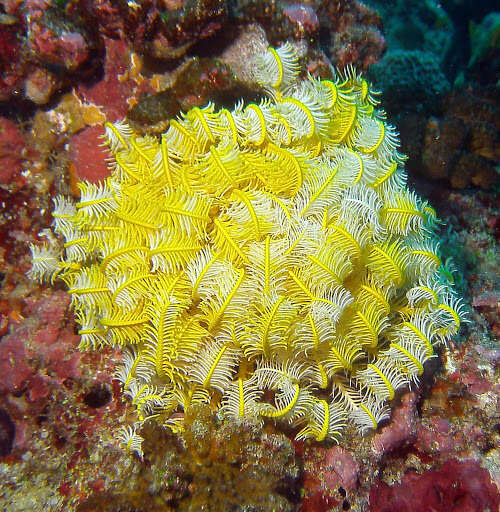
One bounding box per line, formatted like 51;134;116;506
29;43;466;456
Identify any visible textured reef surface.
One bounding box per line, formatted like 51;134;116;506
0;1;498;511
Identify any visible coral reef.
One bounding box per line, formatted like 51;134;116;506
0;287;129;510
322;0;386;71
0;117;27;185
127;56;262;134
370;459;500;512
363;1;498;191
440;0;497;83
0;0;387;106
0;1;102;105
76;406;299;511
0;2;498;511
468;11;500;84
366;0;454;59
369;49;450;115
399;86;499;188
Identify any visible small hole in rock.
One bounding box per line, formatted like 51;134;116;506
84;383;112;409
338;486;346;497
0;409;15;457
342;499;350;510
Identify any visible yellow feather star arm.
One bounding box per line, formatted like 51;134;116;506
329;102;357;144
261;143;309;197
324;336;364;376
405;238;442;281
354;357;409;401
199;268;246;332
366;239;409;287
161;189;212;235
151;135;181;187
295;399;347;442
73;178;118;225
219;376;263;420
194;141;249;194
259;381;315;423
295;303;334;353
149;230;205;274
68;264;111;314
355;276;393;315
343;301;390;349
433;293;468;341
125;380;175;422
381;189;427;235
163;117;200;161
142;298;187;380
382;334;434;384
210;216;250;264
253;43;300;92
185;104;217;148
108;269;155;311
305;245;353;290
189;339;242;393
326;218;369;262
242;294;299;359
233;100;273;146
100;306;149;346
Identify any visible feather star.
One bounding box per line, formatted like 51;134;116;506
29;42;467;453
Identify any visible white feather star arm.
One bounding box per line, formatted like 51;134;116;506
27;243;62;283
189;339;242;393
117;424;144;458
185;247;235;301
339;183;385;237
295;399;347;442
51;195;76;235
354;357;409;401
103;120;134;153
124;380;174;422
405;237;442;281
241;293;299;359
254;359;310;390
73;178;118;226
114;348;154;389
253;42;300;93
332;381;390;434
75;308;108;351
432;293;469;343
219;376;264;420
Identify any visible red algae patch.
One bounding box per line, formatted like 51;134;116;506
370;459;500;512
69;126;110;183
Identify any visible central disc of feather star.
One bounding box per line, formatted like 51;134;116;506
29;43;466;454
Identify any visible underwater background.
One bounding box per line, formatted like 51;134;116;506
0;0;498;511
